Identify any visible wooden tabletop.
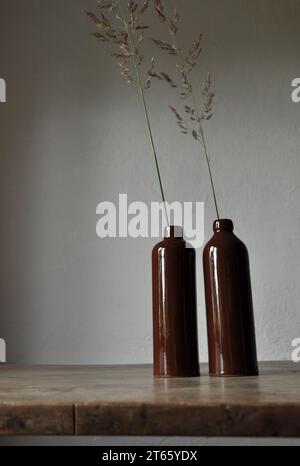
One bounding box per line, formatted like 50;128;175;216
0;362;299;437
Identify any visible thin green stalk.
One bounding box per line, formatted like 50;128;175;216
172;33;220;220
120;6;169;226
190;92;220;220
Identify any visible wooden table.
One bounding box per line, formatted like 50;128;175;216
0;362;299;437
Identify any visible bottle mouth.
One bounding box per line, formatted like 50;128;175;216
213;219;234;232
164;225;183;239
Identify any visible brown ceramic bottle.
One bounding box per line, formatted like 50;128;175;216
152;226;200;378
203;219;258;377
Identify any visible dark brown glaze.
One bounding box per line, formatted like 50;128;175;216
203;219;258;377
152;226;200;378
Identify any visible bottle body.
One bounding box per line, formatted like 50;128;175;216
203;219;258;377
152;226;200;378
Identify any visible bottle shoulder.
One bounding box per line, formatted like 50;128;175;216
152;239;194;255
203;232;248;255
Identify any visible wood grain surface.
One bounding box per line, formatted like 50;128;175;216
0;362;299;437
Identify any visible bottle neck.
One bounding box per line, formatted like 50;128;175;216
213;219;234;233
164;225;183;240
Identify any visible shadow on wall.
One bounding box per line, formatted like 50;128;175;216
0;0;114;363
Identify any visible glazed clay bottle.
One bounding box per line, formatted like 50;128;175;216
152;226;200;378
203;219;258;377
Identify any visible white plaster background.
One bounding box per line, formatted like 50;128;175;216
0;0;299;365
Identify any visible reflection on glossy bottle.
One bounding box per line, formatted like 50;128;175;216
152;226;200;378
203;219;258;377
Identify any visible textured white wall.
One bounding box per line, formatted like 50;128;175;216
0;0;299;364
